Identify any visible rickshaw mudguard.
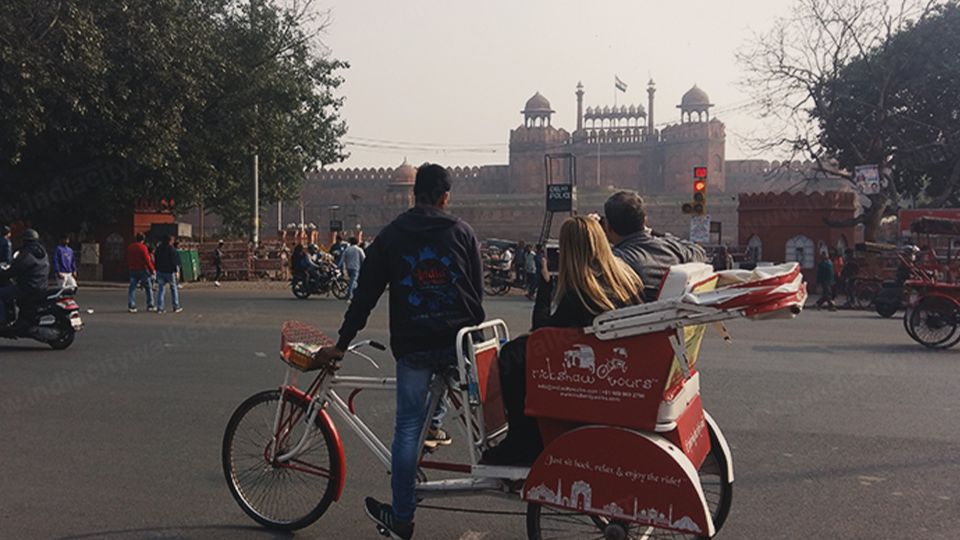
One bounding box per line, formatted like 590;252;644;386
284;387;347;501
704;410;734;483
523;425;716;537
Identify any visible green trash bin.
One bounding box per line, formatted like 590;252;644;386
178;249;200;282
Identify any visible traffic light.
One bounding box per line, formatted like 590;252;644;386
682;167;708;215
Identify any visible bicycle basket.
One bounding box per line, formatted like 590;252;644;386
280;320;334;371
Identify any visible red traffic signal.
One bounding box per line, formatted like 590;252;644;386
694;166;708;179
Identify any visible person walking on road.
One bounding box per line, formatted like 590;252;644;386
524;245;538;299
815;252;837;311
340;237;365;301
154;235;182;314
127;233;156;313
0;225;12;266
313;163;485;540
711;245;735;271
53;235;78;290
213;240;224;287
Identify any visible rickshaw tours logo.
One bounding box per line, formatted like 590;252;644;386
531;344;658;390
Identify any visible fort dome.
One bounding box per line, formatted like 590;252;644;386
523;92;553;113
391;158;416;185
680;85;711;108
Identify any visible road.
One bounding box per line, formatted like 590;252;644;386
1;285;958;539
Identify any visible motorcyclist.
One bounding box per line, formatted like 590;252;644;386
304;244;324;286
0;229;51;326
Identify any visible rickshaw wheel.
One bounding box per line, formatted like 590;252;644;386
908;296;960;349
903;307;918;342
525;424;732;540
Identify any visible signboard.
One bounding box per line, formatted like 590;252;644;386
689;215;710;244
854;165;881;194
329;219;343;232
546;184;575;212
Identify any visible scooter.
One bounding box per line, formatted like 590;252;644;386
0;265;83;350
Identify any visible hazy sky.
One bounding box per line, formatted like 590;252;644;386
320;0;794;169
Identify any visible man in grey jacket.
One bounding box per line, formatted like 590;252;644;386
603;191;707;302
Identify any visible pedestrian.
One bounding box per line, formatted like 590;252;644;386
154;235;182;314
524;245;537;298
126;233;156;313
514;240;527;286
52;234;78;290
815;251;837;310
831;249;844;300
711;245;735;271
340;237;365;301
0;225;12;266
279;243;290;281
213;239;224;287
840;248;859;307
314;163;485;540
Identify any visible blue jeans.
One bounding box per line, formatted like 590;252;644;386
391;352;453;523
347;268;359;300
128;271;154;310
156;272;180;311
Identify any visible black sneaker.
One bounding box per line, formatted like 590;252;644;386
424;427;452;449
364;497;414;540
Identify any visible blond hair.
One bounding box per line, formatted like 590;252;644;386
554;216;644;314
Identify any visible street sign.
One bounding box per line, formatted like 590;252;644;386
690;215;711;244
546;184;575;212
329;219;343;232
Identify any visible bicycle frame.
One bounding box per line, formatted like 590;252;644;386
269;320;521;501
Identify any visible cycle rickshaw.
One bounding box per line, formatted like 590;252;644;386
902;217;960;348
222;262;806;538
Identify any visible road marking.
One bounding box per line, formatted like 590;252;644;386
858;475;886;486
255;352;267;358
458;532;488;540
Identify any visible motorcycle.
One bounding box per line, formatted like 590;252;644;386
0;264;83;350
291;266;349;300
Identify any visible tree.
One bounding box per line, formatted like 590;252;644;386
0;0;347;237
739;0;960;241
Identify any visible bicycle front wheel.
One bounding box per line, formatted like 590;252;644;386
222;389;341;530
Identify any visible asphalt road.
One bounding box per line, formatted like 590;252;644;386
1;286;958;539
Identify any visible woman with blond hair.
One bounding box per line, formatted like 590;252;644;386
482;216;643;465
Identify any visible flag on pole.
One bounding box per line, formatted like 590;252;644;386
615;75;628;92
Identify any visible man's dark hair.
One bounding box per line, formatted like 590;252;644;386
414;164;452;206
1;225;10;236
61;234;69;243
135;233;145;243
162;235;172;244
348;237;358;245
603;191;646;236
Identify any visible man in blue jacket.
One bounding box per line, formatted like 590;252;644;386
315;164;484;540
53;235;78;290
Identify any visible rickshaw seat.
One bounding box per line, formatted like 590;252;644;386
525;263;717;440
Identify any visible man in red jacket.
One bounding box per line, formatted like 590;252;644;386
127;233;156;313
